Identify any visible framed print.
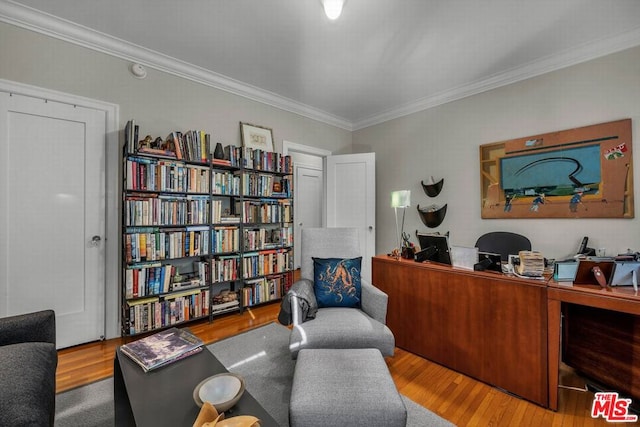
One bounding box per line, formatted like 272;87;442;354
240;122;274;152
479;119;633;219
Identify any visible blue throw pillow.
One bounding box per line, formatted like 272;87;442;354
313;257;362;308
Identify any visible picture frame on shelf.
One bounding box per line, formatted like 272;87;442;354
240;122;274;152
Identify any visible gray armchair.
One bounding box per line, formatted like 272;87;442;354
0;310;57;426
282;227;395;358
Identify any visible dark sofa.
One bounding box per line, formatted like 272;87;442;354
0;310;57;427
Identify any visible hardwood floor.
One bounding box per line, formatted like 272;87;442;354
57;303;612;426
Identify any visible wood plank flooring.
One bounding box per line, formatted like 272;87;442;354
57;303;612;426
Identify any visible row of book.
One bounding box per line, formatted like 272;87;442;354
125;262;207;298
243;226;293;251
211;256;240;282
212;226;240;253
167;130;210;163
242;249;292;279
124;225;293;264
242;148;293;174
241;275;290;307
240;172;292;198
124;227;209;263
212;170;241;195
125;120;211;163
125;121;293;172
237;200;292;224
125;194;210;226
126;157;210;193
125;152;294;198
210;299;240;315
126;289;210;335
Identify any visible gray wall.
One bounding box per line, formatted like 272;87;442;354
0;22;352;153
0;22;351;339
2;20;640;336
355;46;640;260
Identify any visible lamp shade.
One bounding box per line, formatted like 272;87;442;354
322;0;344;19
391;190;411;208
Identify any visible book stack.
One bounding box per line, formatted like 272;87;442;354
517;251;545;277
120;327;204;372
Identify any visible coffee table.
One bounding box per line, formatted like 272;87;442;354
114;346;279;426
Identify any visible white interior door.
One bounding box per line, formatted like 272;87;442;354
0;92;106;348
326;153;376;282
294;165;323;269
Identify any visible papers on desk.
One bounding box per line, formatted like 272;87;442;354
515;251;545;279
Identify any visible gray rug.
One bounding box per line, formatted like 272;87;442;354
55;322;453;426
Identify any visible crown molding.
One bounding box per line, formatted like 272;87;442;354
352;26;640;130
0;0;353;131
2;1;639;133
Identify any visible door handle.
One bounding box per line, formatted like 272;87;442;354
90;235;102;247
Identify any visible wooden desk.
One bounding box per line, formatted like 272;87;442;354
372;255;549;407
547;281;640;410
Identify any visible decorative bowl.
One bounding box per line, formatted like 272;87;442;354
417;203;447;228
421;178;444;198
193;373;246;412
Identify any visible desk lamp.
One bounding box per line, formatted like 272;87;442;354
391;190;411;259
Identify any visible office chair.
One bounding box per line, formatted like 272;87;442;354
475;231;532;261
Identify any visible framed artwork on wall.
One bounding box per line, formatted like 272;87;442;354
240;122;274;152
479;119;633;219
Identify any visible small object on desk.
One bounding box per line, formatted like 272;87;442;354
553;260;578;282
400;232;415;259
516;251;545;277
574;259;615;285
476;251;502;272
609;260;640;292
592;266;607;288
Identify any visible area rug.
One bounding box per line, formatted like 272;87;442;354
208;322;453;427
55;322;453;426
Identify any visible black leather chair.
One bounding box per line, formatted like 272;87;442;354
475;232;531;261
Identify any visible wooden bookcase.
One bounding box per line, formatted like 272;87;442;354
121;120;293;336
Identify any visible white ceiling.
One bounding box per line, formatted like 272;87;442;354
2;0;640;130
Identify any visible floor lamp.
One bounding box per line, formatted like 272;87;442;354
391;190;411;259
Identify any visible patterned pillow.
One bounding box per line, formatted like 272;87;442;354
312;257;362;308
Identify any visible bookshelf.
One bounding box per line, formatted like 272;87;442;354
237;148;294;309
121;120;293;336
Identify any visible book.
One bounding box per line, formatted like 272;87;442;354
120;327;204;372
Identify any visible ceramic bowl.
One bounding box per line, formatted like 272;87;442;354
193;373;246;412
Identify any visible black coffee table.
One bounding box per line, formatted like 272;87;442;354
114;346;279;426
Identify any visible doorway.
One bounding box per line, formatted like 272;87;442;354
283;142;376;282
0;80;119;348
283;141;330;270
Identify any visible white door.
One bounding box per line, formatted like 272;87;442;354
0;92;106;348
294;166;323;269
326;153;376;282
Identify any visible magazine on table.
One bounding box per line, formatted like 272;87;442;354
120;327;204;372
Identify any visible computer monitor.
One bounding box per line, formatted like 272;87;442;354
416;232;452;265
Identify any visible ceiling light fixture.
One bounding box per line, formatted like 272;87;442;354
322;0;344;20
